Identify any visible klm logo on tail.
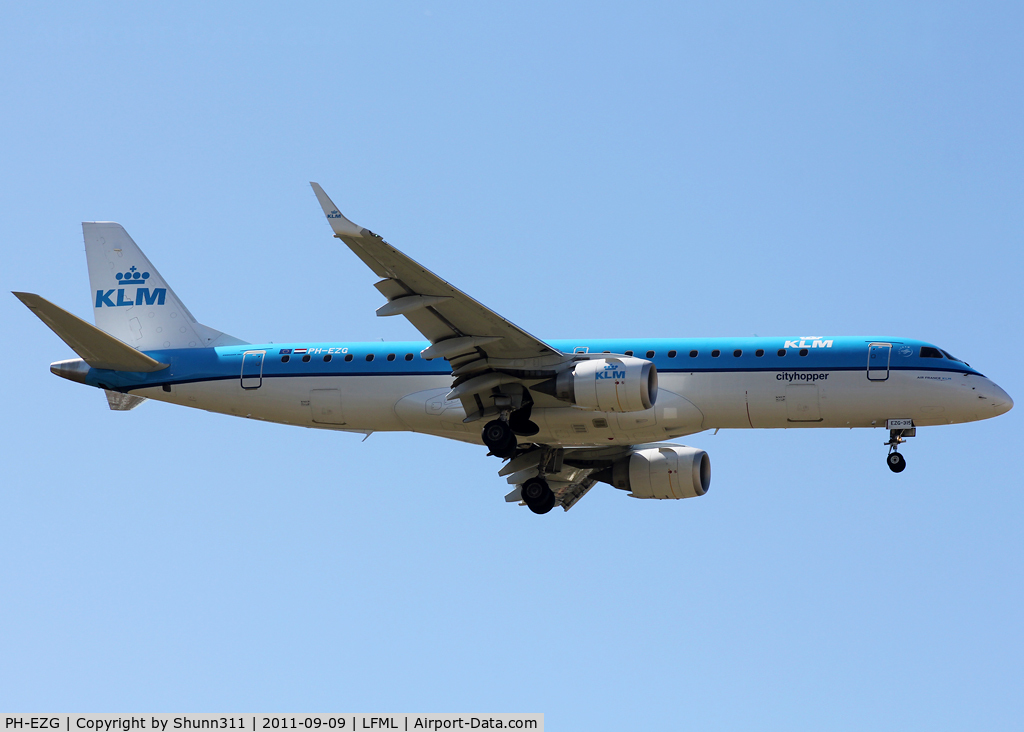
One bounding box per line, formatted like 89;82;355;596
95;266;166;308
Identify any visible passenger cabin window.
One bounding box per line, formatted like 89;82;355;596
668;350;677;358
302;354;311;362
625;350;634;356
366;354;374;362
344;354;353;362
711;350;721;357
799;349;808;356
778;349;786;356
920;346;943;358
646;350;655;358
733;349;742;357
281;355;290;363
387;353;396;361
404;353;413;361
323;354;332;362
689;350;698;357
755;349;764;357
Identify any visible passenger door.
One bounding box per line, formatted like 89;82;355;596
867;343;891;381
241;350;266;389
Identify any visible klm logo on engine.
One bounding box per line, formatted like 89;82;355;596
596;362;626;379
784;336;833;349
95;266;166;308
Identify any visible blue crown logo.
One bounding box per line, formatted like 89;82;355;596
328;209;342;219
116;266;151;284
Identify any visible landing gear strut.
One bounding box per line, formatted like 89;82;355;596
885;428;912;473
522;477;556;515
482;418;517;458
508;394;540;437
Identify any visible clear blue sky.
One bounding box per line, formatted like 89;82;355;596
2;2;1022;728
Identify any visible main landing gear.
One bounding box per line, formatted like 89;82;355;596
521;477;556;515
885;427;914;473
482;418;517;459
482;401;539;460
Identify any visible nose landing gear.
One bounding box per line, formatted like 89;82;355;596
885;426;915;473
887;451;907;473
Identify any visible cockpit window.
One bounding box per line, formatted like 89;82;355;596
919;346;943;359
939;349;963;363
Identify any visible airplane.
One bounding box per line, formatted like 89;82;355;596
14;183;1014;515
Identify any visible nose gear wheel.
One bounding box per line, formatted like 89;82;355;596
885;427;913;473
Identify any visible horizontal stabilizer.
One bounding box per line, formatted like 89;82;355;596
13;292;169;372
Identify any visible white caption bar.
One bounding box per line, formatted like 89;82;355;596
1;716;542;732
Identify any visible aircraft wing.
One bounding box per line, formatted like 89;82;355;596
311;183;561;367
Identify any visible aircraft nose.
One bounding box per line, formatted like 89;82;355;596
986;380;1013;416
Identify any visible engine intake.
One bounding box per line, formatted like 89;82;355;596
596;445;711;500
537;357;658;413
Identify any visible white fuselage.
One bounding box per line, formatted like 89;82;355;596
129;367;1011;447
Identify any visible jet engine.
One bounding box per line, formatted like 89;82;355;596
535;357;658;413
595;445;710;499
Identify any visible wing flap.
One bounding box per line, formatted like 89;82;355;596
376;295;453;317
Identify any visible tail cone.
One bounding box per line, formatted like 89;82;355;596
50;358;89;384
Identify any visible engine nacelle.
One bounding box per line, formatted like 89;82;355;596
599;445;711;499
544;357;658;413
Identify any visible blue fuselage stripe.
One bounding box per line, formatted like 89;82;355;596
84;336;983;391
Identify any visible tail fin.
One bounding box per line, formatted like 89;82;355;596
84;222;246;349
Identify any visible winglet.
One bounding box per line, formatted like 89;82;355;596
13;291;168;373
310;182;364;238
